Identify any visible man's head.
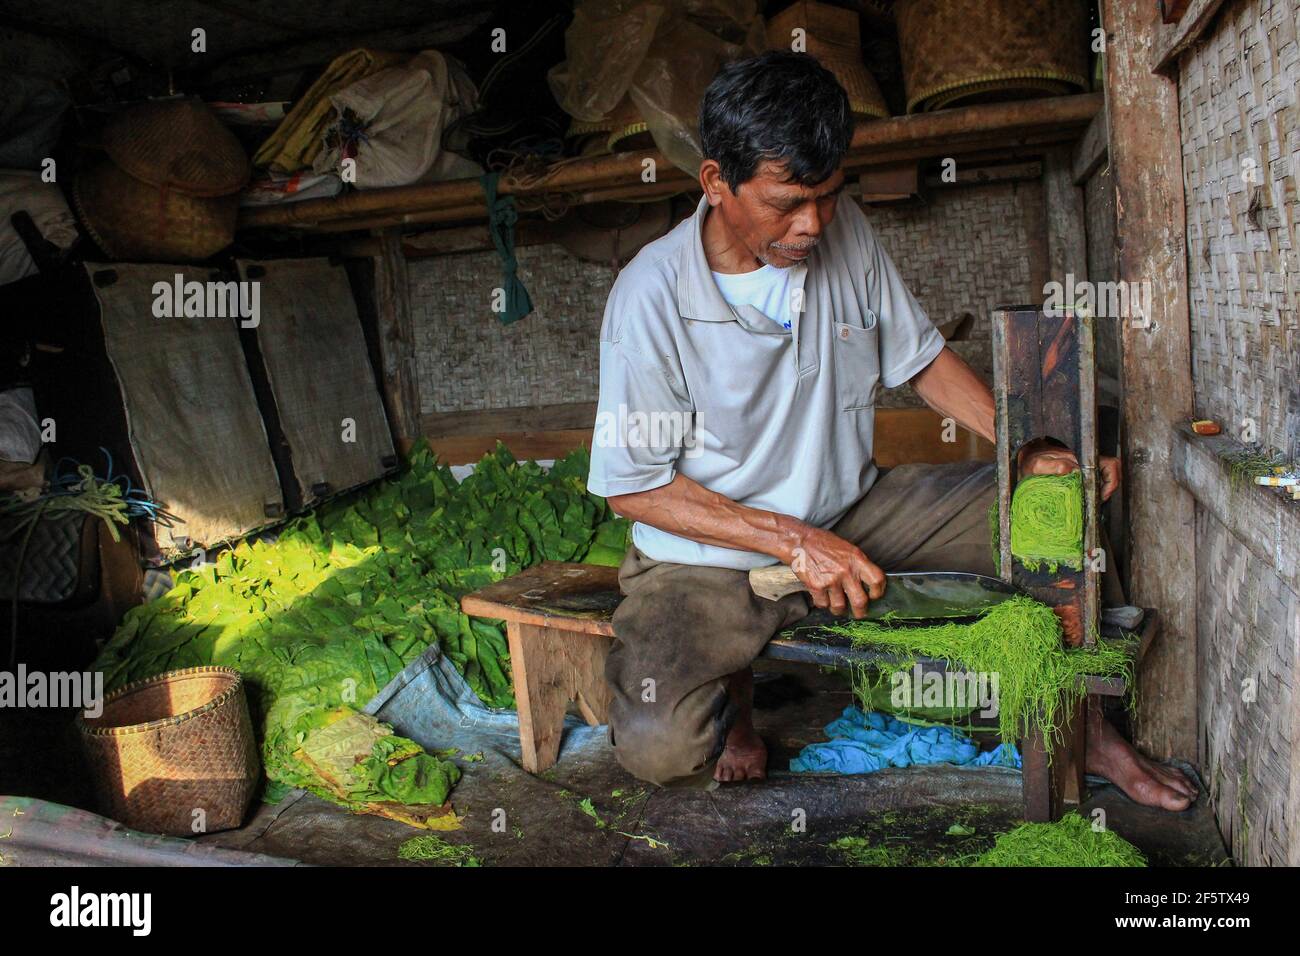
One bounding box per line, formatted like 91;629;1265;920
698;51;854;268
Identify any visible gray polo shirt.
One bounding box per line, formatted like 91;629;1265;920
587;193;944;570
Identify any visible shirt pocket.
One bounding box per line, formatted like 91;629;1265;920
833;319;881;410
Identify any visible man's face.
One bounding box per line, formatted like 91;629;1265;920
709;160;846;268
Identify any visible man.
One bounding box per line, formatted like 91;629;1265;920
586;51;1196;811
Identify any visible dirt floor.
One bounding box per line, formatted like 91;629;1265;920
0;660;1230;867
180;662;1231;867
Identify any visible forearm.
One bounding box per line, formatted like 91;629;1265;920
910;346;995;444
607;474;808;563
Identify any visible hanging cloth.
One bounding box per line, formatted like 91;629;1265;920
479;172;533;325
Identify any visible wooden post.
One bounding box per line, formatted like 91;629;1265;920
372;229;422;453
1102;0;1198;760
1042;146;1089;289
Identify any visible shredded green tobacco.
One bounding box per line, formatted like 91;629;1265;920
970;812;1146;867
397;834;481;866
1008;471;1085;572
830;596;1133;754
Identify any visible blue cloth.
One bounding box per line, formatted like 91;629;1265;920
790;707;1021;775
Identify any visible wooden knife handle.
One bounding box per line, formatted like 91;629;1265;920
748;564;806;602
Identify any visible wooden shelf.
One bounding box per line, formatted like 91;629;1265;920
239;93;1103;236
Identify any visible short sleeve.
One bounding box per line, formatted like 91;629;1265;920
586;269;695;498
852;204;945;388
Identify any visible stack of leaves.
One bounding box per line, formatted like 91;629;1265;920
93;442;628;807
990;471;1085;574
830;596;1132;754
970;812;1146;867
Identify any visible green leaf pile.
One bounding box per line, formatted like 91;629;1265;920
92;442;629;805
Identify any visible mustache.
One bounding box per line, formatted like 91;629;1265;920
769;239;820;252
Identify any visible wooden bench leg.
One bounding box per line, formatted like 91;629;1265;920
1021;690;1087;822
505;621;613;774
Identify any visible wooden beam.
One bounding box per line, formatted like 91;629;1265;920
240;94;1102;232
422;405;993;467
423;402;599;438
372;230;421;450
1043;146;1089;287
1103;0;1198;761
428;429;595;466
1152;0;1230;75
1071;106;1110;185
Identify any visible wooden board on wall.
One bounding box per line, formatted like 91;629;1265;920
424;406;993;467
1102;0;1198;761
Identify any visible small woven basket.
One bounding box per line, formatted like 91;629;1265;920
896;0;1090;113
77;666;260;837
73;159;239;262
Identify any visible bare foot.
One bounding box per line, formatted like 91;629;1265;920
1085;703;1199;811
716;721;768;782
714;668;768;783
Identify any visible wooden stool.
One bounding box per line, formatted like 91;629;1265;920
461;561;1150;819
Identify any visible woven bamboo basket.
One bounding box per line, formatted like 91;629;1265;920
567;95;654;155
77;666;260;837
895;0;1090;113
73;160;239;262
766;1;890;119
102;98;250;196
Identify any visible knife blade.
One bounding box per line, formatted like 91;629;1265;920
747;566;1021;620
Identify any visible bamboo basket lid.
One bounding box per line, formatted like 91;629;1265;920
102;98;251;197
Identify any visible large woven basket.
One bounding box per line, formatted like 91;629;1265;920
896;0;1090;113
77;666;260;837
102;98;250;196
73;159;239;262
767;1;890;120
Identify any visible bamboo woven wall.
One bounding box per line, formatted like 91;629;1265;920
1180;0;1299;458
409;180;1043;415
1178;0;1300;866
1195;506;1296;866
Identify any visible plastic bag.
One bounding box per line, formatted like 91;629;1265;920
548;0;667;122
629;11;764;174
551;0;765;174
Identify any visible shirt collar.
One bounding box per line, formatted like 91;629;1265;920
678;194;809;330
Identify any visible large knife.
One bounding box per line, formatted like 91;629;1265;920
748;566;1021;620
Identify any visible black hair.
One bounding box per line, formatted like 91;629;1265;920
699;50;853;193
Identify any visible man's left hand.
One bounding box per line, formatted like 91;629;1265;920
1019;443;1121;502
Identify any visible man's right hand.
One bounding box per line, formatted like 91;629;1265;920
787;527;886;619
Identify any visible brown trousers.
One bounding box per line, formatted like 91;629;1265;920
606;461;1008;788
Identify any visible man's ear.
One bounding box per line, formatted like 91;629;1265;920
699;159;729;207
